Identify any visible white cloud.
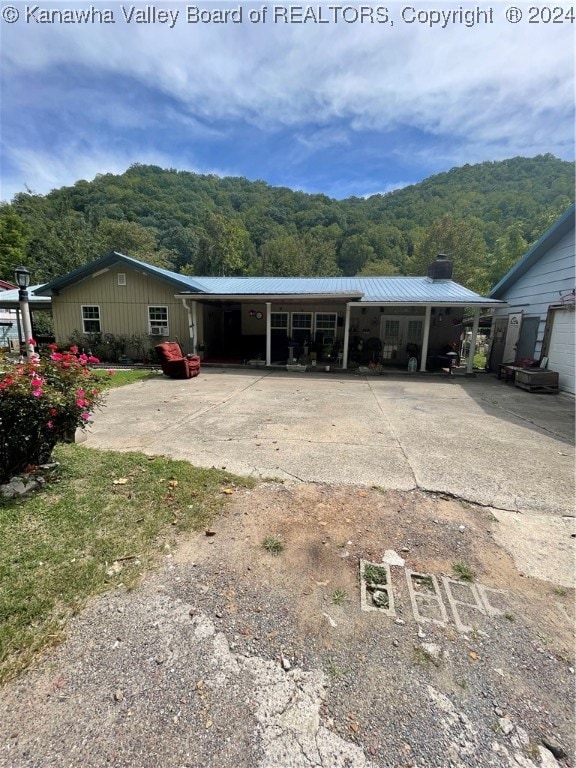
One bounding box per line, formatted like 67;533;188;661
0;2;573;197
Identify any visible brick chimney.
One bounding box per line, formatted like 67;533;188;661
427;254;453;281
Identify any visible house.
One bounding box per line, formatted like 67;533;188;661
35;252;502;371
0;284;52;351
0;280;18;348
488;204;575;394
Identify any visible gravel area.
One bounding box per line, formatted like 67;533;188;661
0;483;574;768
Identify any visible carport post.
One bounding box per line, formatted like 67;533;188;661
191;300;198;354
180;297;197;354
467;307;481;374
265;302;272;366
420;305;432;371
342;302;351;369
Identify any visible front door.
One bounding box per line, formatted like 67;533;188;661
380;316;424;364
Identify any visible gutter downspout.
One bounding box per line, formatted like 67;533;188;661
467;307;481;375
420;306;432;372
343;302;351;370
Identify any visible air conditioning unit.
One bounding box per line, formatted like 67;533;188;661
151;326;168;336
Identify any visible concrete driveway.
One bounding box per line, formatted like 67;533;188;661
87;369;575;517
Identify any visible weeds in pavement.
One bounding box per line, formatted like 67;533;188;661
452;562;475;582
262;535;284;556
331;589;348;606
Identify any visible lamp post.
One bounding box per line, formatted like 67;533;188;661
14;266;35;360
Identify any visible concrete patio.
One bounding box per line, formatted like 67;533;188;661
87;369;575;517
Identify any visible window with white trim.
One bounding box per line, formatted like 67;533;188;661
315;313;337;336
148;306;169;336
271;312;288;331
82;305;101;333
291;312;312;342
291;312;312;331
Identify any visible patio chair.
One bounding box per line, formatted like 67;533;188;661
155;342;201;379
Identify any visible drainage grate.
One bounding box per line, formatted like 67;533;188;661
360;560;395;616
406;570;448;626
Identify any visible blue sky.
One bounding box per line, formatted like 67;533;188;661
1;2;574;201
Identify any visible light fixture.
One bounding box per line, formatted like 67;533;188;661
14;265;31;289
14;265;35;360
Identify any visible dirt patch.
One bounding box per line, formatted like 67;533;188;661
174;482;574;651
1;482;574;768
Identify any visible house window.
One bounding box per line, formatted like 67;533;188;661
291;312;313;343
148;306;169;337
82;306;101;333
271;312;288;332
117;273;126;286
315;313;337;335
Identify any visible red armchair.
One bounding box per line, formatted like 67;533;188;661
155;342;201;379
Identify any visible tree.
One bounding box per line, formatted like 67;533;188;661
94;219;173;268
0;204;29;281
408;215;488;291
357;259;399;276
338;235;376;275
195;214;254;275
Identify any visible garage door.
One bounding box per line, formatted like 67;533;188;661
547;307;575;394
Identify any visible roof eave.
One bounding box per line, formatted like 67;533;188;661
36;252;204;296
176;292;364;301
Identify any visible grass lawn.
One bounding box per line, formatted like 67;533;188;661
0;444;252;684
92;368;159;388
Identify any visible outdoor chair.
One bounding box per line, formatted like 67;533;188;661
155;342;201;379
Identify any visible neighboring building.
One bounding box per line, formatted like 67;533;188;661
0;284;53;350
0;280;19;349
36;252;502;371
488;204;575;394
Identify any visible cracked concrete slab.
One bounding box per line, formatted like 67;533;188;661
86;370;574;517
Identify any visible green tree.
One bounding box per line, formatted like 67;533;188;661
357;259;399;276
196;214;254;275
338;234;376;274
408;215;488;291
0;204;30;281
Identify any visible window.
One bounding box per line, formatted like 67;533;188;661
291;312;312;343
82;306;101;333
271;312;288;331
148;306;169;336
117;273;126;286
315;313;337;335
291;312;312;330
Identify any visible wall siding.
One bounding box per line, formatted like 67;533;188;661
52;267;193;351
492;227;575;358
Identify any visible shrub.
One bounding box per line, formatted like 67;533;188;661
0;343;107;483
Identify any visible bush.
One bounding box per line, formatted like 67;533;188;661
0;343;107;483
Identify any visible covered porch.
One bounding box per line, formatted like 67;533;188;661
176;294;495;375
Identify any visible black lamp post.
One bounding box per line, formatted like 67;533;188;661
14;266;35;360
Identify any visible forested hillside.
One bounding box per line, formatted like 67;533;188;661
1;154;573;294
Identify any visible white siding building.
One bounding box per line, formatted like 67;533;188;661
489;204;575;394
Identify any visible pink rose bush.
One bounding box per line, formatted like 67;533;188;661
0;345;108;482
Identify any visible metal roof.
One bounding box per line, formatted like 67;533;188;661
178;275;498;305
489;203;575;298
34;251;501;306
0;285;52;309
